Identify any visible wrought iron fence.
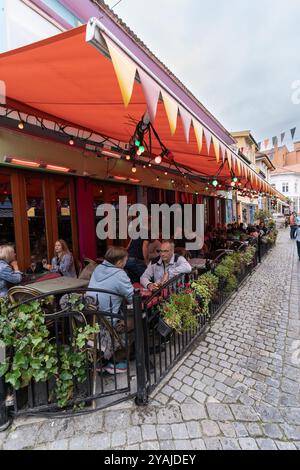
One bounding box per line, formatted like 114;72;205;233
0;238;276;427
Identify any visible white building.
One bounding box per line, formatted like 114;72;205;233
270;164;300;213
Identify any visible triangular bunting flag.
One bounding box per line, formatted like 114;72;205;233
227;150;232;171
280;132;285;144
220;144;226;163
257;142;262;151
138;68;160;123
203;128;212;153
291;127;297;140
161;91;178;135
179;107;192;143
264;139;269;149
212;136;220;163
192;119;203;153
232;153;237;171
104;34;136;107
236;158;241;175
272;136;278;147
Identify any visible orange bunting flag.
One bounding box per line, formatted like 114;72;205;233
212;136;220;163
161;91;178;135
104;34;137;107
192;119;203;153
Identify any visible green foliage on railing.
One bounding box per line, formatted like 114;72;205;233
0;296;99;408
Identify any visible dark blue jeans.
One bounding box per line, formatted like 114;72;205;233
290;225;297;239
297;241;300;260
125;257;146;283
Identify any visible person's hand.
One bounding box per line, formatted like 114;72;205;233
147;283;160;292
10;260;19;271
160;273;169;285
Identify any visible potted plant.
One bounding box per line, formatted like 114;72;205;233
159;290;200;335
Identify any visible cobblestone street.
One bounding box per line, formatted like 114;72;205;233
1;229;300;450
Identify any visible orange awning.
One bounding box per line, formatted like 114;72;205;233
0;20;276;194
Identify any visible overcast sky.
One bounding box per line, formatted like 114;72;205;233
105;0;300;148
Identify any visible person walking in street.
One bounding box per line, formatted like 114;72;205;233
290;212;298;240
294;223;300;261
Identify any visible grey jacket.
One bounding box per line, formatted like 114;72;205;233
140;254;192;288
51;253;77;278
0;260;22;297
88;261;134;314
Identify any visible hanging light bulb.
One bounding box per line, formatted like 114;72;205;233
69;139;74;146
156;176;160;182
164;171;168;176
132;164;137;173
126;154;131;161
231;181;236;187
171;179;175;184
232;176;238;183
18;121;25;130
205;186;209;191
154;155;162;164
143;164;146;169
135;139;141;147
212;179;218;187
148;163;152;167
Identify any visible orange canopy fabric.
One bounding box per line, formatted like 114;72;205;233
0;24;274;193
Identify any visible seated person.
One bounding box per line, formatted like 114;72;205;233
140;240;192;292
88;246;133;315
148;238;162;262
88;246;134;374
44;239;77;278
0;245;22;297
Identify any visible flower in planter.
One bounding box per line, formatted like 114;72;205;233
160;292;200;333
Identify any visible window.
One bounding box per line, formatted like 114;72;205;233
0;173;15;245
282;182;289;193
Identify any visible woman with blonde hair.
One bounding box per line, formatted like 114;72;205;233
44;239;77;278
0;245;22;297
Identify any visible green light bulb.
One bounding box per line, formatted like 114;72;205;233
135;139;141;147
139;145;145;154
212;179;218;187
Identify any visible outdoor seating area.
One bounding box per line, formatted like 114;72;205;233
0;231;277;426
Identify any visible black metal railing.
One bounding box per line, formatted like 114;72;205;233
0;237;276;427
1;288;133;419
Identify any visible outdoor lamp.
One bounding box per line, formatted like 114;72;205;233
154;155;162;164
69;139;74;146
232;177;238;183
18;121;25;130
126;154;131;161
212;179;218;187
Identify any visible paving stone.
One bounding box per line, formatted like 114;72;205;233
191;439;206;450
157;406;182;424
201;420;221;437
219;438;241;450
238;438;259;450
204;438;222;450
174;440;193;450
111;431;126;447
140;441;160;450
171;423;189;440
219;422;237;438
207;404;234;421
172;391;187;403
127;427;142;445
256;439;277;450
160;440;176;450
141;425;157;441
230;405;260;421
280;423;300;440
186;421;201;439
180;403;207;421
275;441;297;450
262;423;283;439
156;424;172;440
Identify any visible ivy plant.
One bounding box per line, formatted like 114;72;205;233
0;295;99;409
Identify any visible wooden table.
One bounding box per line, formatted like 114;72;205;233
28;277;89;294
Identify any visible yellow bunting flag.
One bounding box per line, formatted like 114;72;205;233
212;136;220;163
161;91;178;135
192;119;203;153
236;158;241;175
227;149;232;171
104;34;137;107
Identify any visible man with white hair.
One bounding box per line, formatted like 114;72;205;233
140;240;192;292
0;245;22;297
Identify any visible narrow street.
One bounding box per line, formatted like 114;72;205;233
1;229;300;450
